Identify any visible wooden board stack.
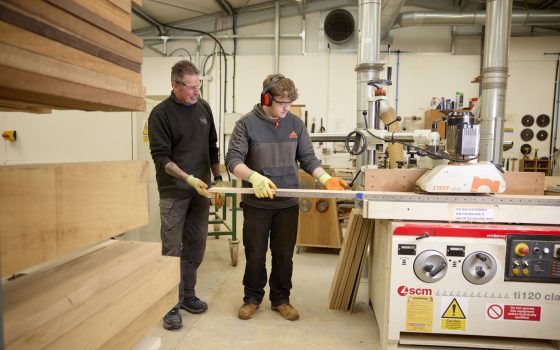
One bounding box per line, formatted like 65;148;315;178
0;161;149;276
0;161;179;349
0;0;145;112
328;209;373;312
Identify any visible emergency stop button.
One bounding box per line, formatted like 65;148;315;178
515;243;529;257
2;130;16;141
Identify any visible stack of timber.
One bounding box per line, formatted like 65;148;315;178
3;241;178;350
0;0;145;112
0;161;179;349
328;209;373;312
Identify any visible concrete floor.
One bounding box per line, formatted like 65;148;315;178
147;219;380;350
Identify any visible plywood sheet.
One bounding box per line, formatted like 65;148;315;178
502;171;545;195
0;161;149;276
364;168;428;192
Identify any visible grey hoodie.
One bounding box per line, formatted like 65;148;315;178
226;104;321;209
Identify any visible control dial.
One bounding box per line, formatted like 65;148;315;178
413;250;448;283
463;251;497;285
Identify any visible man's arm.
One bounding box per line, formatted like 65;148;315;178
164;161;188;181
165;161;210;197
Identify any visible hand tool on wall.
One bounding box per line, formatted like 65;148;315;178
311;117;316;133
511;158;517;171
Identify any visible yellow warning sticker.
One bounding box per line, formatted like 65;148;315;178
143;121;149;143
405;295;433;332
440;297;466;331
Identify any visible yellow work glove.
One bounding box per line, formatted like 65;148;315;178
213;179;226;209
318;173;349;190
186;175;211;197
248;171;277;199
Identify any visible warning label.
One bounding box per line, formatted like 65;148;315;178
440;297;467;331
405;295;434;332
504;305;541;321
442;298;466;319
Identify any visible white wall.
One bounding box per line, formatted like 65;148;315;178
0;110;133;165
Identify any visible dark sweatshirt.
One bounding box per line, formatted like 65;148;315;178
226;104;321;209
149;93;219;198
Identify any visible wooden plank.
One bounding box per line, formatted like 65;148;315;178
0;21;141;84
0;43;144;98
328;209;360;309
131;0;142;8
44;256;178;350
364;168;428;192
502;171;545;195
0;65;146;111
350;220;373;312
0;161;149;276
0;98;52;113
4;241;162;348
107;0;132;14
55;0;131;31
100;289;176;350
340;218;370;310
46;0;136;41
1;0;143;68
335;214;364;309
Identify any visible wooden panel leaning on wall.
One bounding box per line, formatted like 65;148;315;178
0;161;149;277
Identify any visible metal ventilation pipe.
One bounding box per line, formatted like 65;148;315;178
394;10;560;27
356;0;383;176
479;0;513;163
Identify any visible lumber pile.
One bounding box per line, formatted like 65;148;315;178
329;209;373;312
0;161;150;276
1;161;179;349
0;0;145;112
3;240;178;350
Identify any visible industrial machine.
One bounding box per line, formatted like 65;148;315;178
369;218;560;350
346;103;507;194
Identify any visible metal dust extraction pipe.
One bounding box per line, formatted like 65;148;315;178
356;0;383;175
394;10;560;27
479;0;513;163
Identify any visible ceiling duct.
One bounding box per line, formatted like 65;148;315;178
324;9;356;44
394;10;560;27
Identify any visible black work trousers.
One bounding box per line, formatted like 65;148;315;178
159;196;210;308
242;203;299;307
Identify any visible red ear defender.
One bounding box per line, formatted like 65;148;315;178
261;92;272;106
260;75;285;106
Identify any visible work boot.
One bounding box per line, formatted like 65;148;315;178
272;304;299;321
163;308;183;330
181;296;208;314
238;303;259;320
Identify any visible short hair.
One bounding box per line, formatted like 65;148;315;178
263;74;299;101
171;60;200;82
